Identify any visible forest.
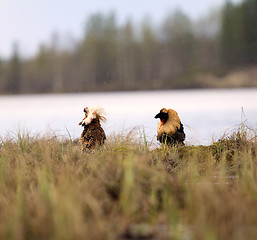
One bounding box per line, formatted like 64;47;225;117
1;0;257;94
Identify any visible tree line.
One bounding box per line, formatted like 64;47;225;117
0;0;256;94
221;0;257;68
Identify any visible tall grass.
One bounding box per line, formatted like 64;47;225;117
0;126;256;240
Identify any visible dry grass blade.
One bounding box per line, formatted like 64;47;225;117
0;126;256;240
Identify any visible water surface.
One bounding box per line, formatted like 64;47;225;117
1;88;257;145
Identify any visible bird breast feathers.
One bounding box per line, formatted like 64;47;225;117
157;109;181;135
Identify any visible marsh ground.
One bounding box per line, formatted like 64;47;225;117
0;126;257;240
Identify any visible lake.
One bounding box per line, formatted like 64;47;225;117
1;88;257;145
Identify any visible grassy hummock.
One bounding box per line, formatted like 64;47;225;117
0;126;257;240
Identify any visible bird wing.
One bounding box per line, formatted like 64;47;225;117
79;120;106;151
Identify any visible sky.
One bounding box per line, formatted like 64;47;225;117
0;0;241;58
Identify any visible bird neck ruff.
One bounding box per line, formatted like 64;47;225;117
157;109;181;135
83;106;106;125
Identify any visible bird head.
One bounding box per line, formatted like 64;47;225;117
82;107;89;117
155;108;169;127
79;106;106;126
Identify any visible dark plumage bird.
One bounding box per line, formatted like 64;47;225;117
79;106;106;151
155;108;185;145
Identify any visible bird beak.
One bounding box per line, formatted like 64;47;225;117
155;113;161;119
